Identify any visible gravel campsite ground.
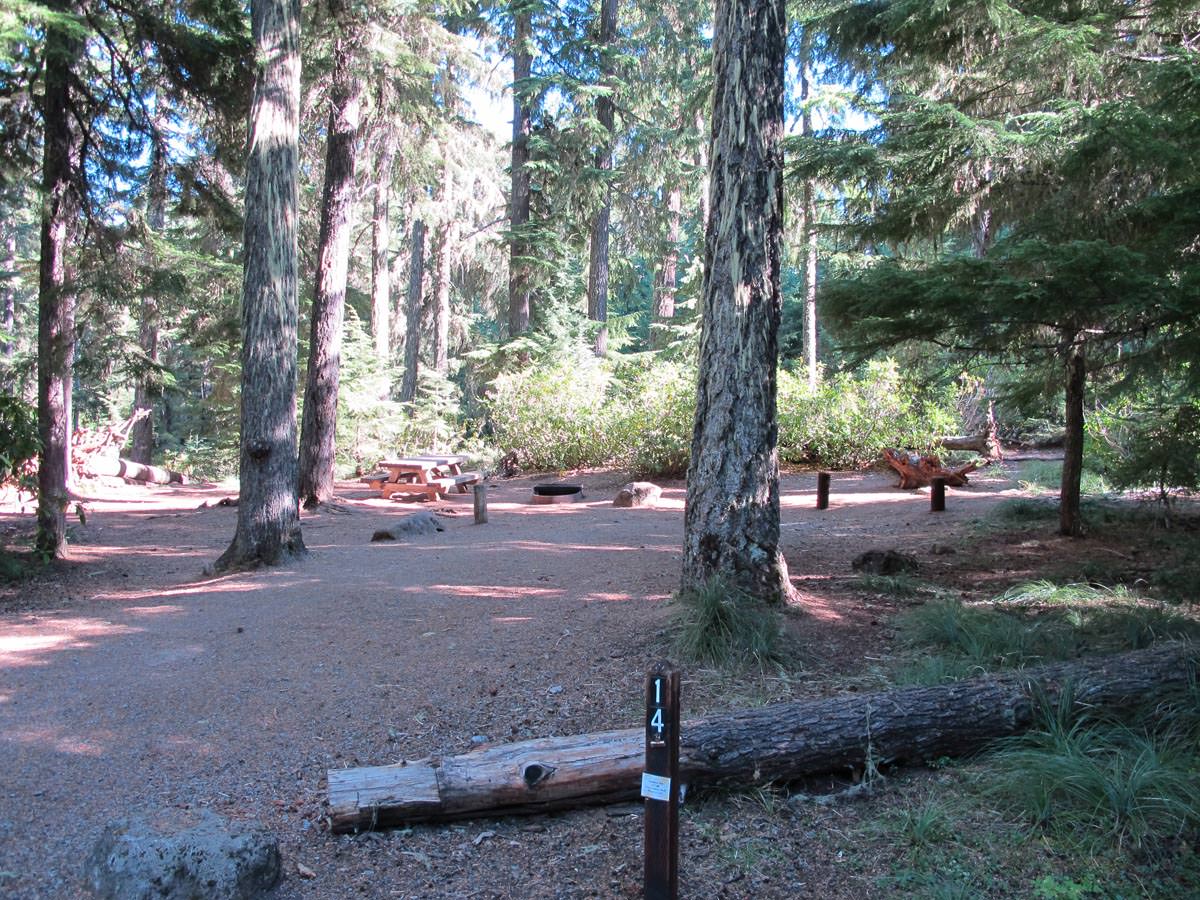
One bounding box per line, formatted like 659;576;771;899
1;459;1196;898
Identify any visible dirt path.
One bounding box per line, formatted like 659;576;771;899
1;464;1033;898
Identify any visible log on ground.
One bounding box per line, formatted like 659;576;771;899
327;643;1196;832
85;456;185;484
883;447;980;489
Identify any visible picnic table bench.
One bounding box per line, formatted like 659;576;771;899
360;454;480;501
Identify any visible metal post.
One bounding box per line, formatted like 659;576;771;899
643;662;680;900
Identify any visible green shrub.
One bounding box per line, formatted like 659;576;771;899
777;359;959;469
613;361;695;477
0;395;39;491
673;578;787;670
487;353;620;470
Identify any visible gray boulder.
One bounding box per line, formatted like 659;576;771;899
612;481;662;508
85;810;280;899
371;510;444;541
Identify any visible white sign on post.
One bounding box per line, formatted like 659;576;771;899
641;772;672;802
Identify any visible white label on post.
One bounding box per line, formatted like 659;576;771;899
641;772;672;802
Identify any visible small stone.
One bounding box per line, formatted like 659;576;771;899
612;482;662;508
547;684;564;695
851;549;919;575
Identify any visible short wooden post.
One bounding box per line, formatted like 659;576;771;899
816;471;831;510
473;483;488;524
644;662;680;900
930;477;946;512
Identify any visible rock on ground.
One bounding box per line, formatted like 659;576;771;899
85;810;280;899
371;510;445;541
612;481;662;508
851;548;919;575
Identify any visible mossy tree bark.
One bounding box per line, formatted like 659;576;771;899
682;0;792;603
507;6;533;338
36;0;83;559
215;0;305;570
298;7;362;509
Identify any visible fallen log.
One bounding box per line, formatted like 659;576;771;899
85;456;186;485
883;447;980;489
327;643;1196;833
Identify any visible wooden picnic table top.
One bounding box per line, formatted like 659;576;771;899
379;454;467;468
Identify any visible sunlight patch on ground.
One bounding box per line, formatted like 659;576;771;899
432;584;563;600
4;726;112;757
122;605;186;617
787;588;846;622
0;617;142;668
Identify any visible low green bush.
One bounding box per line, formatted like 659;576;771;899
777;360;959;469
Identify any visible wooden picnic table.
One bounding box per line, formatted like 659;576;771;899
364;454;479;501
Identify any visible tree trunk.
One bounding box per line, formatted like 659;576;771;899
1060;332;1086;537
370;117;396;363
2;224;15;365
399;219;425;404
430;155;455;375
650;184;681;350
694;108;709;241
298;15;363;509
585;0;618;357
507;8;533;338
327;643;1196;831
129;124;168;466
36;0;83;559
798;27;818;387
215;0;306;570
683;0;791;603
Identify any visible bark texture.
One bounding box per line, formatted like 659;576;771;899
683;0;791;602
215;0;305;570
298;14;362;509
430;153;455;375
327;643;1197;831
36;0;83;558
1060;332;1086;537
3;225;16;364
370;116;396;363
129;128;168;465
798;28;818;387
399;220;425;404
651;185;681;349
507;9;533;337
585;0;618;356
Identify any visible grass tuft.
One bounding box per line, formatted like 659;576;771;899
985;694;1200;852
673;578;787;670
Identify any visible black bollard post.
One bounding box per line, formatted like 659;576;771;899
816;471;831;510
644;662;681;900
931;477;946;512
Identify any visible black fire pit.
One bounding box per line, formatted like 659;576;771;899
530;483;584;504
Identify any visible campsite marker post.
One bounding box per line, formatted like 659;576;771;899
930;477;946;512
816;471;831;510
643;662;680;900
